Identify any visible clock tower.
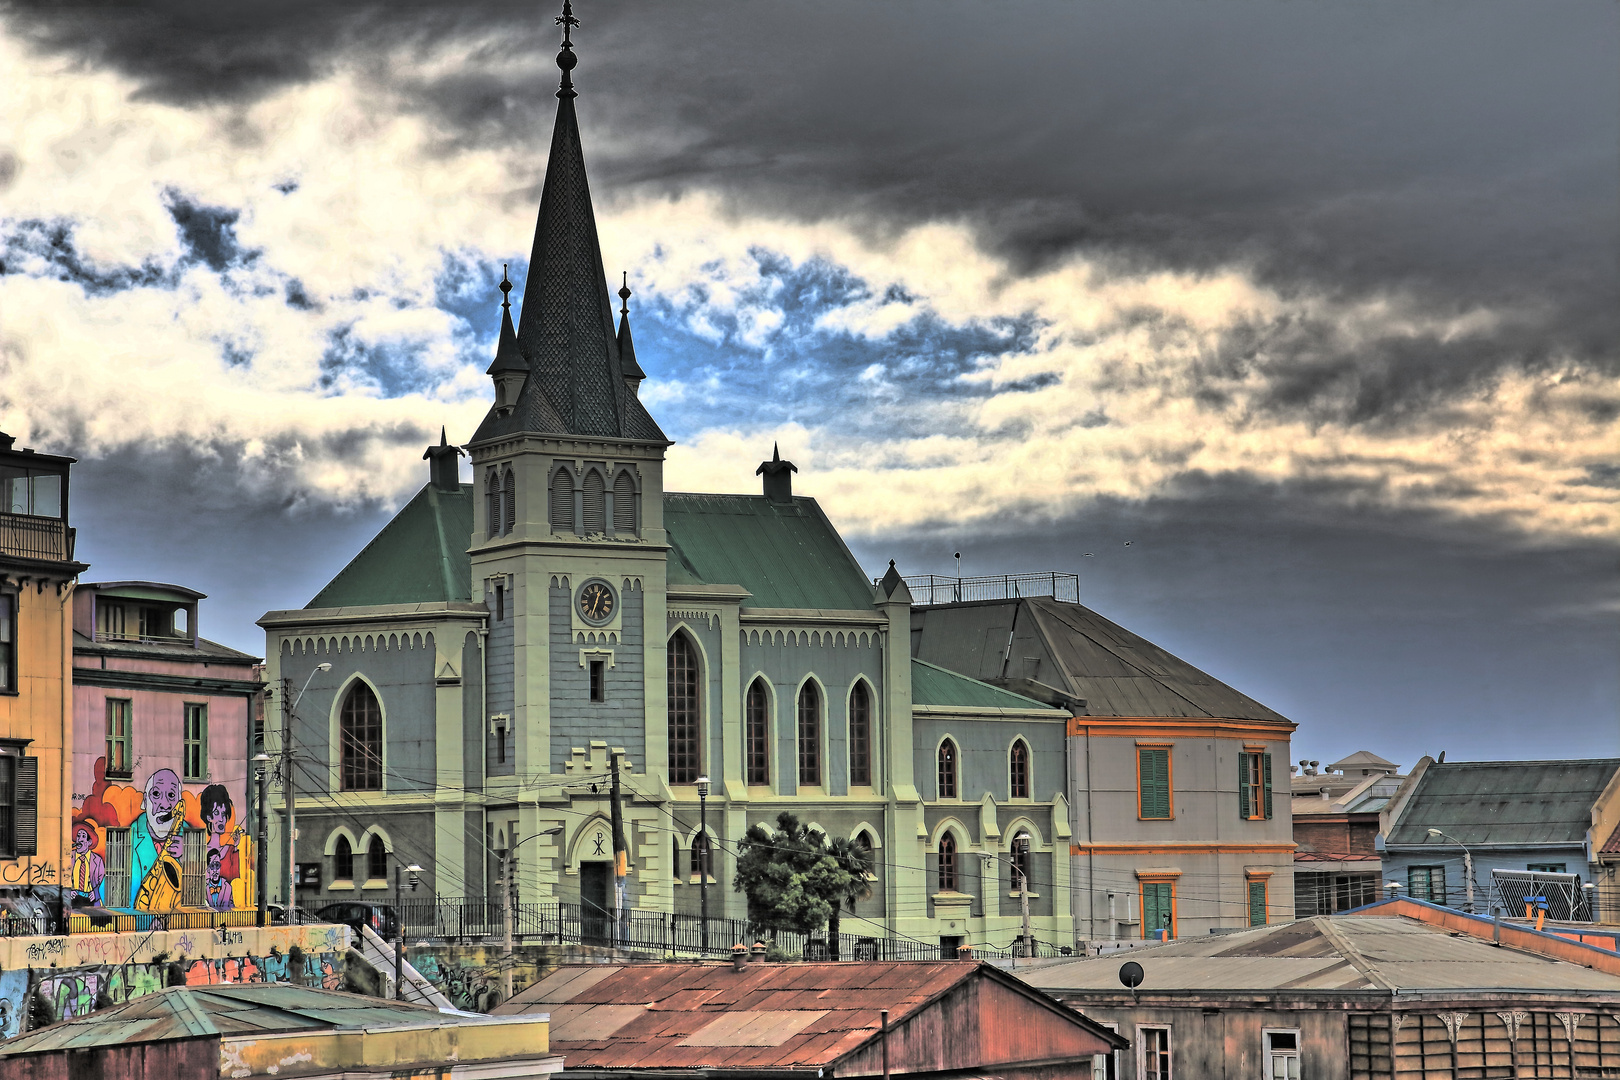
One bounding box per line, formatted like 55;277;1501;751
465;10;672;906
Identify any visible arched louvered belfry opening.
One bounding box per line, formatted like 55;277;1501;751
937;738;957;800
612;470;637;535
797;681;821;786
745;678;770;785
503;468;516;534
582;469;607;534
339;682;383;791
486;468;501;538
667;633;701;784
550;468;574;532
1010;738;1030;800
849;682;872;786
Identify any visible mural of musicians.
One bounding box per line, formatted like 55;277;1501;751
131;768;185;912
66;820;105;906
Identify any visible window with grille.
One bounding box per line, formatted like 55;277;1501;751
106;699;133;778
181;829;207;907
183;703;208;782
1408;865;1446;903
1138;747;1171;819
937;739;957;800
550;468;574;532
938;832;957;892
667;634;700;784
1011;832;1032;890
745;679;770;785
486;469;500;538
849;682;872;787
368;835;388;882
334;835;354;882
104;827;131;909
339;683;383;791
797;682;821;786
1143;881;1174;938
1239;751;1272;820
503;469;516;534
0;593;14;692
1010;739;1030;799
1249;879;1268;926
612;470;637;534
582;470;607;534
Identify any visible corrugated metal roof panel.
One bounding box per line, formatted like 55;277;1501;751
911;658;1062;711
306;483;475;607
1385;760;1620;847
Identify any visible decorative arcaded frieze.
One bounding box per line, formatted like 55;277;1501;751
742;628;877;648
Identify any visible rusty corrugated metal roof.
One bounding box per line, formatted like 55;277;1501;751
494;961;983;1070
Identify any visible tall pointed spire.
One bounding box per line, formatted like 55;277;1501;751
476;0;664;445
617;272;646;391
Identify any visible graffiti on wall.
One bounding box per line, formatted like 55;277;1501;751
72;757;252;914
410;951;504;1013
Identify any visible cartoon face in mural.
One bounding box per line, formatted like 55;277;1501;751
145;770;184;841
205;848;232;912
67;820;105;906
199;783;239;911
130;768;185;911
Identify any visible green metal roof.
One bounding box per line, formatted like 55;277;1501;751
307;483;474;608
911;658;1062;712
1386;758;1620;848
663;493;877;611
0;984;446;1055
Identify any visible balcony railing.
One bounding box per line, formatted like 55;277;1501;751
0;513;73;562
884;572;1080;606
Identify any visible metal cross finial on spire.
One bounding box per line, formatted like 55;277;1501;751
500;263;513;312
556;0;580;43
555;1;580;96
618;271;631;316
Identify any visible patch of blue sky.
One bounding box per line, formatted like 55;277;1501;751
0;217;175;294
317;319;459;399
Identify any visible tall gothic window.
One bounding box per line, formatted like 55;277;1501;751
503;468;516;534
797;682;821;786
339;682;383;791
938;832;958;893
1009;739;1030;799
937;738;957;800
582;470;607;534
612;470;637;534
334;835;354;882
745;678;770;785
486;469;500;538
668;634;700;784
367;835;387;881
849;682;872;787
550;468;574;533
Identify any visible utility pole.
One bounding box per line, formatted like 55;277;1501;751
501;850;514;1000
1019;859;1032;959
253;752;270;927
282;676;296;926
394;864;404;997
610;751;627;947
696;775;710;955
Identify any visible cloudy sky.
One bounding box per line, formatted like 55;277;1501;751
1;0;1614;770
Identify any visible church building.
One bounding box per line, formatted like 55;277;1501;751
258;8;1293;957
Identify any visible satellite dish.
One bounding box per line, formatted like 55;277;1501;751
1118;961;1144;989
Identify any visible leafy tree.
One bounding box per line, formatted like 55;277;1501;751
822;835;874;960
733;811;868;952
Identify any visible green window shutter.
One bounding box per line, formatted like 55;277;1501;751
1263;753;1274;819
1139;748;1170;819
1249;880;1267;926
15;756;37;857
1238;753;1251;819
1144;882;1174;937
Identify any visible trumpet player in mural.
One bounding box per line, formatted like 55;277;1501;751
130;768;185;913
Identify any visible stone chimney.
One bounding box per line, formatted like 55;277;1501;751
423;428;465;492
755;443;797;504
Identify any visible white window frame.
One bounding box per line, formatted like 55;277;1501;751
1094;1021;1121;1080
1263;1028;1302;1080
1136;1024;1171;1080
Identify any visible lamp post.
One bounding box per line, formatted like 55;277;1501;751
500;826;563;1001
283;662;331;927
1427;828;1475;913
696;776;710;956
252;752;271;927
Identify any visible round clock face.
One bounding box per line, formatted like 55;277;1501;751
577;580;616;624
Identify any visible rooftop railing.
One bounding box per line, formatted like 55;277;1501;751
883;572;1080;606
0;513;73;562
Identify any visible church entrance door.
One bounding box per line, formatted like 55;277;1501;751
581;862;612;945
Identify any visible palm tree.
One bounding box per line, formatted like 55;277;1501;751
823;836;874;961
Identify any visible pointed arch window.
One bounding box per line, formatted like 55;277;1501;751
668;634;700;784
938;832;958;893
1011;831;1032;891
503;468;516;534
849;682;872;787
367;835;387;882
334;835;354;882
937;738;957;800
486;469;501;538
797;682;821;786
339;682;383;791
582;470;607;534
1010;739;1030;800
692;831;712;881
745;678;770;785
550;468;574;533
856;829;877;883
612;470;637;535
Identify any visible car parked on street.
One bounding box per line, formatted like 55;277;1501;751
312;901;399;940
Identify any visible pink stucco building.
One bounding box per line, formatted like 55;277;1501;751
69;582;263;916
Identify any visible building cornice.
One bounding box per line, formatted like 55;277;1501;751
71;666;261;697
259;602;488;631
1068;717;1298;738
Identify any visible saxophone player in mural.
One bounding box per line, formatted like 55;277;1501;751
130;768;185;913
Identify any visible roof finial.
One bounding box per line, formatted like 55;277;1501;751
618;271;631;317
772;442;781;463
555;0;580;98
499;263;512;313
440;425;448;447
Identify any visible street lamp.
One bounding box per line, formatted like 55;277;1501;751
252;752;272;927
284;662;331;926
499;826;564;1001
696;776;711;956
1427;828;1475;913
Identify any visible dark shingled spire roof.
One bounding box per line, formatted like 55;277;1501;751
472;7;665;445
486;267;527;376
616;273;645;382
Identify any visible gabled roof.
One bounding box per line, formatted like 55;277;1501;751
911;658;1063;713
1385;758;1620;848
1330;750;1399;773
664;493;876;611
1025;914;1620;996
493;961;1125;1072
304;483;474;608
